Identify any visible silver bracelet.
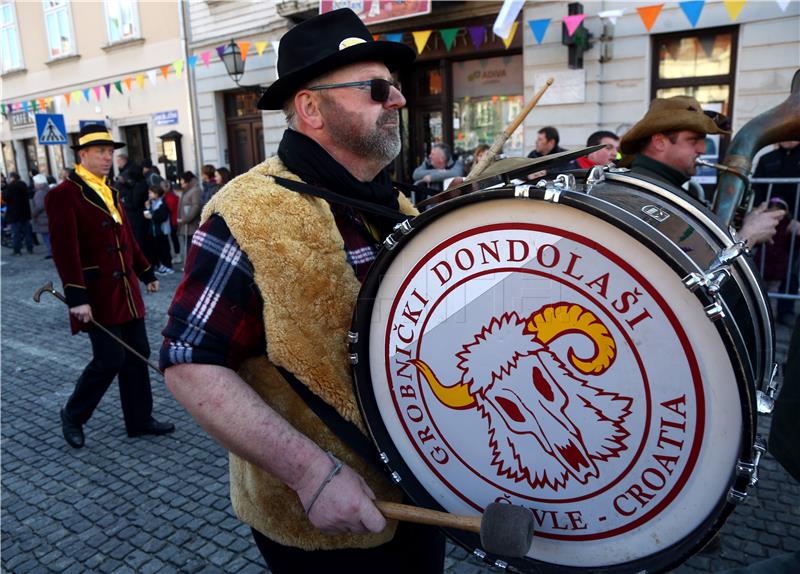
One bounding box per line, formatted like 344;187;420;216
305;451;343;516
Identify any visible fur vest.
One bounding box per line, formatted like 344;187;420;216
202;156;416;550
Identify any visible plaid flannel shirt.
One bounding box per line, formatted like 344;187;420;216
160;206;381;371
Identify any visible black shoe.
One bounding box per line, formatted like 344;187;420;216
60;408;85;449
127;418;175;438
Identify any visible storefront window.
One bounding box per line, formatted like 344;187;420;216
452;55;524;157
418;68;443;97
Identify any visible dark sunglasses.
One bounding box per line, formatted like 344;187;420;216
307;78;401;103
703;109;732;131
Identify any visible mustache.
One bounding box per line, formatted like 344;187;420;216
377;110;399;127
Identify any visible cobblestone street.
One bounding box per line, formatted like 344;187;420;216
2;246;798;573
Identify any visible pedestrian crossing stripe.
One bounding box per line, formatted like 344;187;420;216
40;118;66;143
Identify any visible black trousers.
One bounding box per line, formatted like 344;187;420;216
64;318;153;432
252;520;446;574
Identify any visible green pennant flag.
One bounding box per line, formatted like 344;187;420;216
439;28;459;51
114;80;123;94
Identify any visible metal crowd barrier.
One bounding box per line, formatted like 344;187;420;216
752;177;800;305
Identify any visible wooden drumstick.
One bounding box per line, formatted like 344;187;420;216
375;500;534;557
465;78;555;182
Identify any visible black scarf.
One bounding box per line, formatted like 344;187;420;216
277;129;400;238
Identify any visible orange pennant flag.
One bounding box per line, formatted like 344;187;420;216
373;34;381;41
64;92;72;105
123;77;133;91
723;0;746;21
637;4;664;32
501;21;519;49
160;65;170;79
255;41;267;56
412;30;433;55
136;73;145;89
237;41;250;61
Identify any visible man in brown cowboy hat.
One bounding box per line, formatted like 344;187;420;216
161;8;444;573
46;124;174;449
620;95;783;246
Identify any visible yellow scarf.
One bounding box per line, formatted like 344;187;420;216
75;163;122;224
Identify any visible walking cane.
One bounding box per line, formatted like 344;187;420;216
33;280;163;376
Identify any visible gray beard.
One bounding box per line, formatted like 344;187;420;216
322;99;401;165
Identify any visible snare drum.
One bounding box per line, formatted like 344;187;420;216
350;169;773;573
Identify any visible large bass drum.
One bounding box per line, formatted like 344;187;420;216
350;168;773;573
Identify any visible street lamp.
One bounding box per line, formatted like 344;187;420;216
220;39;262;93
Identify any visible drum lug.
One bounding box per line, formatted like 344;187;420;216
704;301;726;320
390;470;402;483
473;549;487;560
585;165;606;192
728;436;767;503
348;353;359;365
383;234;399;251
514;184;531;198
756;363;779;414
347;331;359;344
384;219;414;251
555;173;576;190
709;240;749;271
683;268;732;297
493;559;509;570
393;219;414;236
379;451;390;464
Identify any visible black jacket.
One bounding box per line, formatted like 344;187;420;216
3;180;32;223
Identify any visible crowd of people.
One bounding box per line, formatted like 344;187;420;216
0;8;797;573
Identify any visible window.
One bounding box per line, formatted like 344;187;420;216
42;0;75;59
0;2;23;72
105;0;139;44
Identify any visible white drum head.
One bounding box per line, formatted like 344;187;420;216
366;198;742;567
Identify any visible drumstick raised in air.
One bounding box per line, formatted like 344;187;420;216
375;500;534;558
465;77;554;181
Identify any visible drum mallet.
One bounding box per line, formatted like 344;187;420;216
376;500;534;558
33;280;163;375
465;77;554;181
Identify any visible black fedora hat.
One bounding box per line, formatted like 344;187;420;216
71;124;125;151
258;8;415;110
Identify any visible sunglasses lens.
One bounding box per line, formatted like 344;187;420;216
370;79;391;103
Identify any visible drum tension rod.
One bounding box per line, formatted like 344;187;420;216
728;436;767;504
383;219;414;251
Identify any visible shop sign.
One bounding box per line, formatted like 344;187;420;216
453;56;523;99
9;110;34;129
319;1;431;25
153;110;179;126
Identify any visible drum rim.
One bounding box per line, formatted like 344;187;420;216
351;187;756;573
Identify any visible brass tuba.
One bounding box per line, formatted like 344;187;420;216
713;69;800;224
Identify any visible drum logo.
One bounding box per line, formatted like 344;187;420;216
411;303;632;491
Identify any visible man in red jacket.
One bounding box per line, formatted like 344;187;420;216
46;125;174;449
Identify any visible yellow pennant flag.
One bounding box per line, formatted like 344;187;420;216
173;59;184;79
501;21;519;49
255;41;267;56
72;90;82;103
136;73;145;89
723;0;746;21
412;30;433;54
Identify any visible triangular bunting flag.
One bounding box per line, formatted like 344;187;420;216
45;96;53;106
439;28;459;51
493;0;525;40
160;65;170;80
1;104;6;116
28;101;35;112
697;35;715;58
216;45;226;60
237;41;250;61
92;86;102;101
38;98;46;110
255;41;267;57
723;0;746;21
598;9;625;25
83;88;90;101
385;33;403;43
200;51;211;67
73;90;82;103
103;83;111;97
187;55;198;69
23;101;30;112
563;14;585;37
114;80;123;94
373;34;381;41
136;74;145;89
468;25;485;50
528;18;550;45
637;4;664;32
174;59;184;79
123;77;133;91
501;21;519;49
147;70;157;86
679;1;705;27
776;0;790;12
412;30;432;54
64;92;72;106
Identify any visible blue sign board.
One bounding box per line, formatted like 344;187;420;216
35;113;67;145
153;110;179;126
79;119;107;129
